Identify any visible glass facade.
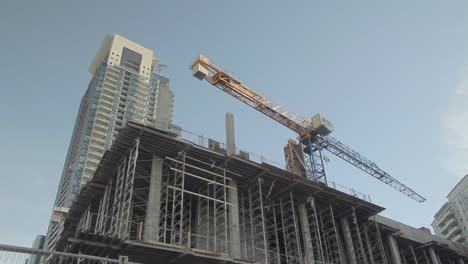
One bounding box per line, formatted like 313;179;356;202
43;35;174;256
28;235;45;264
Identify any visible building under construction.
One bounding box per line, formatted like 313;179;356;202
37;36;467;264
52;119;468;264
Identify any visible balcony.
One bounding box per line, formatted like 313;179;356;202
440;209;455;223
439;218;457;234
446;225;462;239
452;233;465;243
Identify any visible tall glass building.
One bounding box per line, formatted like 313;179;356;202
28;235;45;264
43;34;175;253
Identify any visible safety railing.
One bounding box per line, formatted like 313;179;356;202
0;243;139;264
124;119;372;203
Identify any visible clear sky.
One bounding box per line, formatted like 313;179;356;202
1;0;468;247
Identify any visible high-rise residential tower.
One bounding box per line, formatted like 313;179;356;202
28;235;45;264
43;34;175;253
432;175;468;245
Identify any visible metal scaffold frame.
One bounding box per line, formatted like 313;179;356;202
72;140;400;264
399;246;419;264
305;197;326;263
413;247;431;264
157;154;231;253
279;192;304;264
360;217;388;264
239;177;269;262
62;122;468;264
76;139;141;240
319;204;345;264
349;208;369;264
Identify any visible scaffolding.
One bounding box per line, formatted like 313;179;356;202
65;122;468;264
360;217;388;264
319;204;345;264
305;197;327;263
71;138;419;264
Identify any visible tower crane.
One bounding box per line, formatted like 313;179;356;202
191;55;426;203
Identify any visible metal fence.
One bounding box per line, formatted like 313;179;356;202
0;243;137;264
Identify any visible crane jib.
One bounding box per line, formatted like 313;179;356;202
191;55;426;203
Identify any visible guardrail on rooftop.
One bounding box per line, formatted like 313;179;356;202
126;119;372;203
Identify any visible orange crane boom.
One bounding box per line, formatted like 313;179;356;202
192;56;312;134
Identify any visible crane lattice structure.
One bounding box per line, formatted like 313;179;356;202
191;55;426;203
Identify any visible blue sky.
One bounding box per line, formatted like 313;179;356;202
1;0;468;247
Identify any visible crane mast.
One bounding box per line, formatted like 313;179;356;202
191;55;426;203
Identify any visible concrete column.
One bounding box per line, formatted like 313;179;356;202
228;180;241;259
144;157;163;241
386;234;402;264
225;113;236;156
195;199;209;250
458;258;465;264
340;217;357;264
298;203;315;264
428;247;441;264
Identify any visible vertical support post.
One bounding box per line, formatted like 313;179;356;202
428;247;440;264
228;180;241;259
144;156;163;241
223;169;228;253
386;234;402;264
118;256;129;264
400;251;407;264
119;139;139;239
409;246;418;264
351;208;368;264
160;169;171;244
290;192;304;264
240;190;248;259
341;216;358;264
213;182;217;252
363;225;375;264
272;206;281;264
179;154;186;246
422;249;430;264
280;197;290;262
298;203;315;264
248;188;255;259
258;178;269;264
226;113;236;156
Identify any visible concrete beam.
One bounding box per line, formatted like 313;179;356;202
386;234;402;264
298;203;315;264
341;217;357;264
144;157;163;241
